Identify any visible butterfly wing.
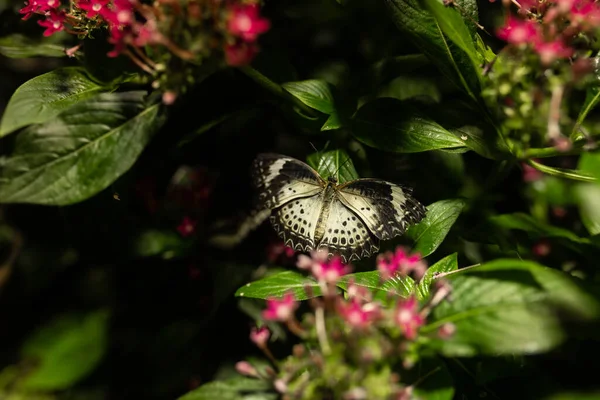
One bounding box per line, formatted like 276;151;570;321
270;194;323;251
252;153;325;210
316;199;380;262
336;179;426;241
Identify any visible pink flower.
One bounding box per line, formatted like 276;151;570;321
37;10;66;37
569;0;600;27
262;292;298;321
227;4;271;42
522;162;543;182
532;240;551;257
20;0;60;19
177;216;197;237
535;40;574;65
496;16;540;45
267;241;295;263
311;256;351;283
250;326;270;347
337;299;380;329
224;42;259;66
377;247;423;280
438;322;457;339
235;361;258;377
76;0;109;18
345;279;372;302
394;296;424;340
101;0;135;26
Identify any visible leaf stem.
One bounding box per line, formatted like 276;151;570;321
239;66;319;118
526;159;597;182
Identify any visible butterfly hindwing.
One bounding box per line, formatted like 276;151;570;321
270;194;323;251
252;153;324;210
336;179;426;241
316;199;380;262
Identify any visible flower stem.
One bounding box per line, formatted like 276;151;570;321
526;159;596;182
239;66;319;118
315;306;331;355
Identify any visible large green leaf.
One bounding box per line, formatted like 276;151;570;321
0;67;113;137
489;213;590;245
422;0;480;71
282;79;342;131
384;0;481;100
306;149;359;184
417;253;458;300
578;150;600;181
20;310;109;390
0;34;67;58
338;271;416;300
406;199;466;257
574;183;600;236
0;91;165;205
424;259;600;356
352;99;466;153
178;377;274;400
234;271;322;301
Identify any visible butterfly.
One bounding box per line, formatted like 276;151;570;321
252;153;427;262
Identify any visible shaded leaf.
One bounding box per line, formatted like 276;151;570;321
20;310;109;390
417;253;458;300
235;271;321;301
574;184;600;236
489;213;590;245
352;99;465;153
384;0;480;99
411;358;455;400
0;67;112;137
133;229;191;258
0;91;165;205
578;150;600;181
424;259;600;356
407;199;466;257
321;112;342;131
306;149;359;184
282;80;335;114
0;34;67;58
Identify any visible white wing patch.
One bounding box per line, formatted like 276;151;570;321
317;199;379;262
270;194;323;252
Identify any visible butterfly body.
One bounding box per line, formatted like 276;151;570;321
252;153;426;262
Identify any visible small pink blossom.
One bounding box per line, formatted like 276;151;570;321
377;247;423;280
569;0;600;28
311;256;351;283
76;0;109;18
224;42;259;66
496;16;540;45
267;241;295;263
37;10;66;37
250;326;270;348
177;216;197;237
522;162;543;182
345;279;372;302
535;40;574;65
438;322;457;339
394;296;424;340
20;0;60;19
337;299;380;329
533;240;551;257
227;4;271;42
262;292;298;321
235;361;258;377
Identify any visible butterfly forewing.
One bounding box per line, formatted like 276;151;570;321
316;199;380;262
252;153;324;210
336;179;426;241
270;195;322;251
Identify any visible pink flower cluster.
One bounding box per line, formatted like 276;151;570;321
224;4;271;66
497;0;600;64
376;247;426;281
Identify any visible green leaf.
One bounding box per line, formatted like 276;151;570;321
578;150;600;181
0;91;165;205
0;34;67;58
0;67;113;137
306;149;359;184
178;381;241;400
384;0;480;100
321;112;342;131
133;229;191;258
417;253;458;300
375;74;442;103
20;310;109;390
352;99;465;153
574;184;600;236
422;0;480;72
338;271;415;301
489;213;590;245
406;199;466;257
282;80;335;114
235;271;321;301
573;59;600;137
424;259;600;356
